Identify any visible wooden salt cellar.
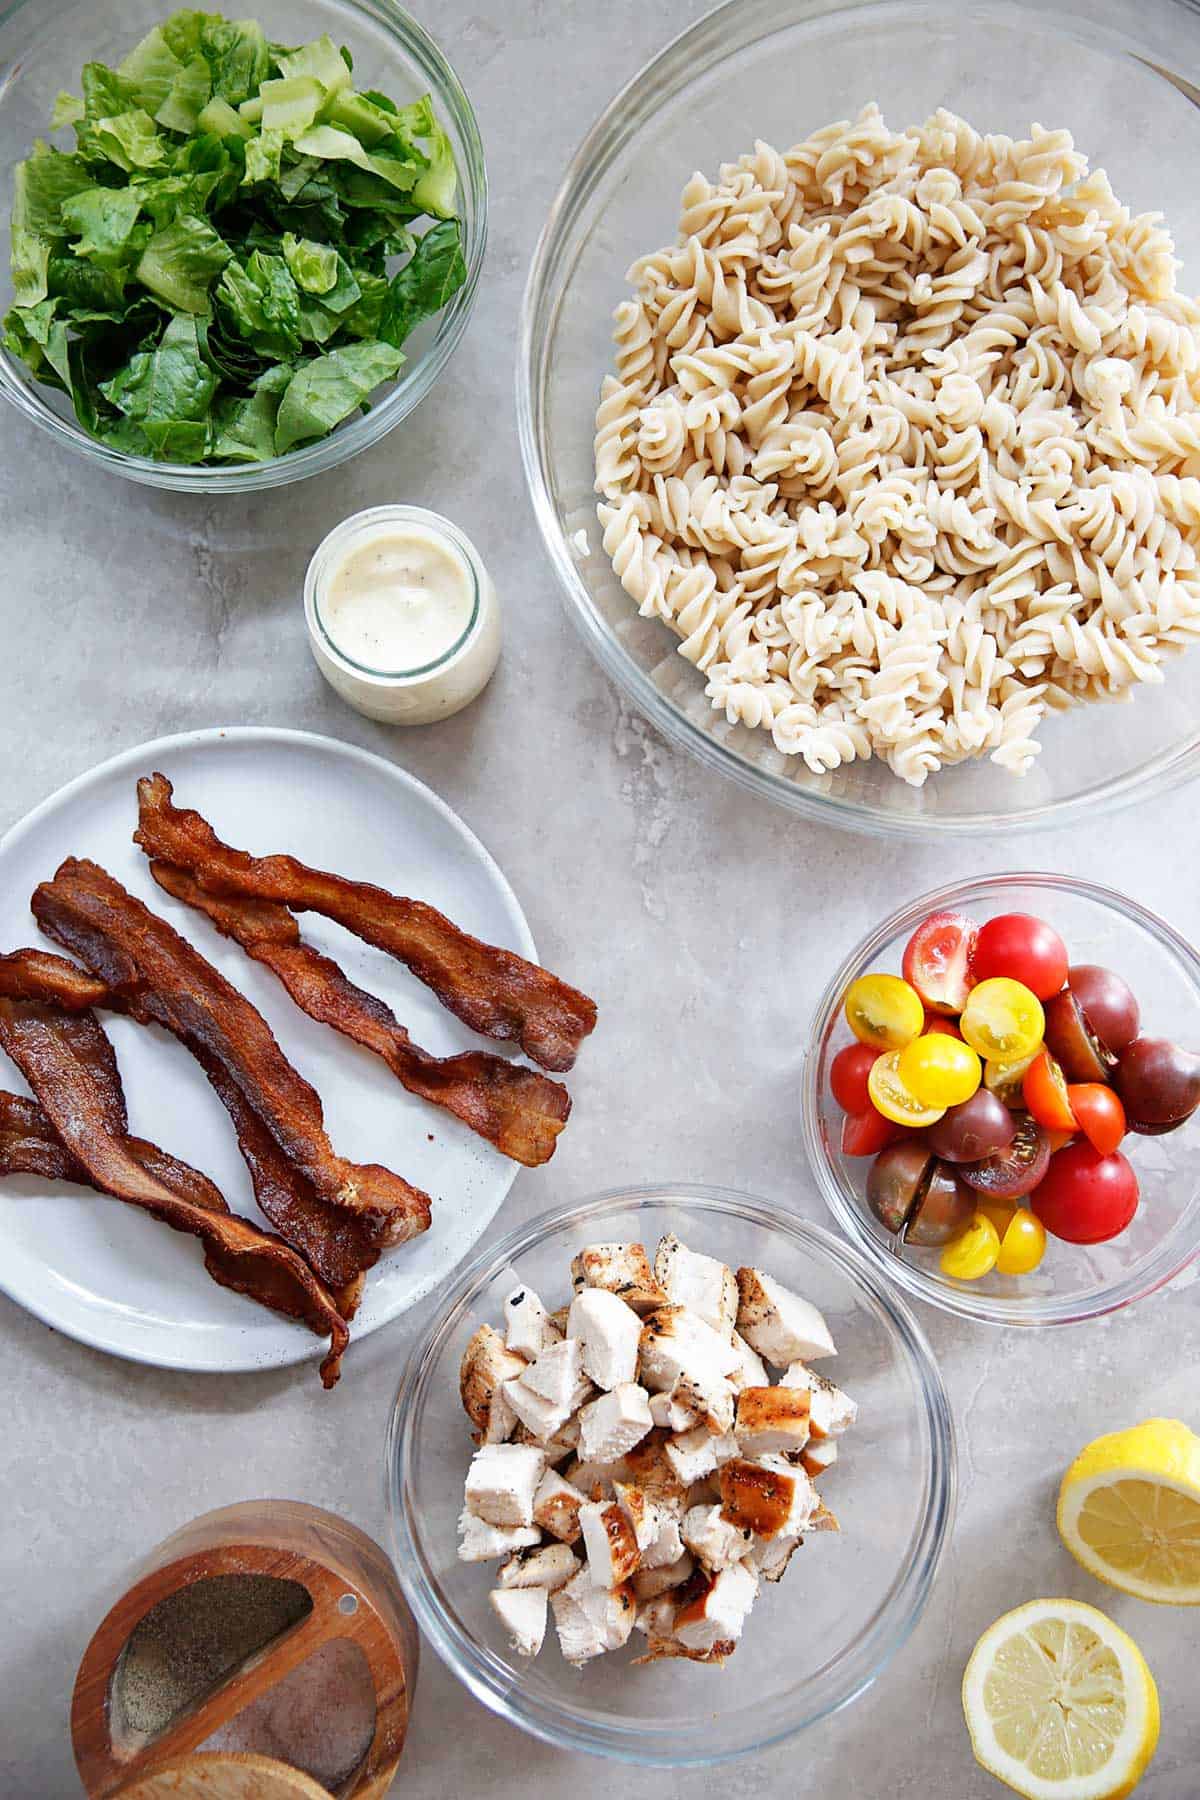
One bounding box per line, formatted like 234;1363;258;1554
72;1501;418;1800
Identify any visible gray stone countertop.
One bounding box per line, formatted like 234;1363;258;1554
1;3;1197;1794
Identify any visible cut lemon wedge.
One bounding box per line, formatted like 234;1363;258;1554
1057;1417;1200;1605
962;1599;1159;1800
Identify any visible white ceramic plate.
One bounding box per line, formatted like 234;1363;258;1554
0;727;537;1376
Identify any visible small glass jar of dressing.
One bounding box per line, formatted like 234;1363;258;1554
305;504;501;725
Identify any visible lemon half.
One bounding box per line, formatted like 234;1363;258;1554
1058;1417;1200;1605
962;1598;1159;1800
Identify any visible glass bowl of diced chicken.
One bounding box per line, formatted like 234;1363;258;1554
385;1184;954;1765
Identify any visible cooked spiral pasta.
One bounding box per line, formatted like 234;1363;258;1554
594;104;1200;784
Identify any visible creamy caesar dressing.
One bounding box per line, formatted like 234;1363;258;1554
306;506;501;725
321;525;475;673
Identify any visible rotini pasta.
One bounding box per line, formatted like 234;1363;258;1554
593;105;1200;784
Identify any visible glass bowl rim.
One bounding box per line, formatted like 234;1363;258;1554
0;0;488;493
802;870;1200;1325
384;1180;957;1767
516;0;1200;840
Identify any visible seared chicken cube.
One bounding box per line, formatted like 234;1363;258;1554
620;1433;689;1514
639;1305;739;1429
673;1561;759;1653
782;1361;858;1438
533;1468;586;1545
457;1512;541;1564
727;1330;769;1393
649;1391;698;1433
464;1443;546;1528
634;1595;677;1639
579;1498;642;1587
809;1499;841;1533
570;1242;666;1314
521;1336;591;1412
460;1324;527;1444
497;1542;580;1593
552;1570;636;1663
568;1287;641;1390
504;1286;557;1361
565;1455;623;1500
577;1383;653;1464
631;1551;694;1600
735;1269;836;1365
664;1425;738;1488
718;1455;818;1539
734;1385;812;1459
514;1413;579;1466
503;1374;572;1443
489;1585;547;1657
614;1481;683;1567
681;1503;754;1572
653;1234;737;1337
749;1531;802;1584
800;1438;838;1478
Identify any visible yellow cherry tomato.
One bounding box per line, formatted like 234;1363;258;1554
897;1032;982;1109
976;1197;1018;1238
939;1211;1002;1281
960;978;1045;1062
867;1048;946;1127
983;1047;1041;1108
995;1208;1047;1276
844;973;924;1051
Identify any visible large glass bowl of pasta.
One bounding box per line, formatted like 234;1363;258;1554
518;0;1200;837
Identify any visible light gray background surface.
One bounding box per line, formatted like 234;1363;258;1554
1;3;1198;1794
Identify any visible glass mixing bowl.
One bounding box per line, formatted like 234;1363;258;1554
0;0;486;492
385;1185;955;1766
518;0;1200;837
804;874;1200;1325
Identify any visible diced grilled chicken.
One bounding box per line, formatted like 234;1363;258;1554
800;1438;838;1479
782;1361;858;1438
498;1541;580;1593
460;1324;527;1444
718;1455;818;1539
749;1531;802;1584
735;1269;836;1365
809;1499;841;1533
638;1305;739;1429
504;1285;557;1361
547;1301;572;1335
503;1374;573;1443
649;1391;699;1432
614;1481;683;1568
579;1498;642;1587
552;1571;637;1663
568;1286;642;1390
521;1336;592;1412
577;1383;654;1463
570;1242;666;1315
464;1443;546;1528
514;1412;579;1466
533;1468;586;1545
653;1235;738;1337
681;1503;754;1572
564;1455;622;1500
489;1585;548;1657
726;1330;769;1393
664;1424;738;1487
672;1561;759;1653
734;1385;812;1459
620;1432;689;1515
634;1595;678;1640
631;1551;694;1601
457;1512;541;1563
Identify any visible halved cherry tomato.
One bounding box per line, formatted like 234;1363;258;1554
868;1049;946;1127
972;913;1068;1002
841;1107;906;1157
1032;1143;1139;1244
902;910;978;1014
829;1043;880;1114
995;1207;1047;1275
984;1047;1041;1108
844;974;924;1051
1045;1127;1077;1154
925;1015;964;1040
898;1032;981;1109
961;978;1044;1061
939;1211;1001;1280
1068;1082;1127;1155
1022;1049;1077;1134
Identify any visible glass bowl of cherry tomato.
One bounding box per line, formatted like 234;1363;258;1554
803;874;1200;1326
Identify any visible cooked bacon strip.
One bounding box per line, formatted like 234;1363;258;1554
0;949;380;1297
0;1000;348;1386
149;861;571;1167
31;861;432;1250
135;774;598;1072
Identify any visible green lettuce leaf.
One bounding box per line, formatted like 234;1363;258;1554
100;313;218;459
117;25;185;116
136;213;231;311
379;219;466;348
200;17;270;105
216;249;301;355
274;34;352;100
11;229;51;307
157;55;213;134
210;360;290;460
60;187;145;268
52;92;86;130
280;232;337;294
85;109;167;171
274;338;402;451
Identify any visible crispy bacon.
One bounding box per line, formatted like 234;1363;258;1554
0;949;379;1297
149;860;570;1167
31;861;432;1251
135;774;598;1072
0;1000;348;1386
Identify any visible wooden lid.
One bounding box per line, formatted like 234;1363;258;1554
111;1751;333;1798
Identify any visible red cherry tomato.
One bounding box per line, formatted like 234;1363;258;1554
841;1108;906;1157
829;1043;880;1114
902;910;978;1014
925;1015;964;1040
1068;1083;1127;1155
972;913;1069;1002
1022;1049;1077;1134
1031;1142;1139;1244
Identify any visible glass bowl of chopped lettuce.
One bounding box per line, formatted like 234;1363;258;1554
0;3;485;489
